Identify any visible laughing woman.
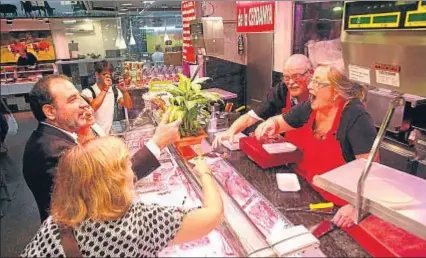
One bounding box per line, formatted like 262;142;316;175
255;64;378;228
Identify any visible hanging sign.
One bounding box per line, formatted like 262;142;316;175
181;1;196;63
236;1;275;33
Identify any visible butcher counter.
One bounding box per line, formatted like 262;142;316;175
120;111;369;257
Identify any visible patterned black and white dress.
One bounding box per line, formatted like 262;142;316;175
21;202;189;257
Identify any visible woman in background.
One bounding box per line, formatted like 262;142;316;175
77;95;105;144
21;137;224;257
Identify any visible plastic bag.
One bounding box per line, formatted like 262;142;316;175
5;114;18;136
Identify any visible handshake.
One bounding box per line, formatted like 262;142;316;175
151;110;183;150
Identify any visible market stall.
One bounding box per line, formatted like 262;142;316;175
120;108;378;257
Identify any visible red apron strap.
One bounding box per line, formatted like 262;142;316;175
328;100;346;135
281;92;292;114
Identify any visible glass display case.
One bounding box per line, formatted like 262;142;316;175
122;112;324;257
0;63;55;95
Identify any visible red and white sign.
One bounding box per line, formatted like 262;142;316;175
236;1;275;33
181;1;196;63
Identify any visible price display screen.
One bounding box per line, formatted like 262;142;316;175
344;1;426;30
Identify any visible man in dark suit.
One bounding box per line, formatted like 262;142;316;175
23;75;180;222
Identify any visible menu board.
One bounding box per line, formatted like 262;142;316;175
181;1;196;63
344;1;426;30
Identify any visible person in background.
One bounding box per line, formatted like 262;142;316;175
0;98;11;155
17;48;38;66
151;44;164;65
76;95;105;144
213;54;313;148
24;75;181;222
21;137;224;257
81;61;133;134
255;64;378;228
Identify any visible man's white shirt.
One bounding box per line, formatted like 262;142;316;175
81;83;123;135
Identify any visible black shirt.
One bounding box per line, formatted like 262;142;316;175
283;99;377;162
17;52;37;66
253;82;294;120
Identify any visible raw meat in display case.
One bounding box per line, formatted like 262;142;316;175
244;196;292;242
132;155;237;257
209;159;234;186
207;159;254;207
225;173;255;207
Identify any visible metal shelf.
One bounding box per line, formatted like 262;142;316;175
1;69;53;75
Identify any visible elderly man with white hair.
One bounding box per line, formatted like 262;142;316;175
213;54;313;148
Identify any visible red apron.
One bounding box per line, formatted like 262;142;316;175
292;101;347;206
283;99;426;256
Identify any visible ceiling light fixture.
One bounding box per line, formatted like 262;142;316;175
129;19;136;45
333;6;343;12
121;3;133;6
115;18;127;49
121;8;128;11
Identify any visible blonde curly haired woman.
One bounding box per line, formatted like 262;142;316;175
21;136;223;257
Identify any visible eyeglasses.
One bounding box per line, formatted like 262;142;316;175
283;69;310;83
308;78;331;89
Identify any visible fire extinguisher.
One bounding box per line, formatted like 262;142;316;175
238;34;244;56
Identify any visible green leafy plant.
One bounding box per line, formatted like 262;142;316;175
161;74;222;137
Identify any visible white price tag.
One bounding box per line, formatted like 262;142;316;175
376;70;400;87
348;65;371;85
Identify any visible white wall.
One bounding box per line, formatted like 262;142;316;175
50;19;110;59
274;1;294;72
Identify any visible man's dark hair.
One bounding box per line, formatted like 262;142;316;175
155;44;162;52
94;60;113;74
29;74;70;122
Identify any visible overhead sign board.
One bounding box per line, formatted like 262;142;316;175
236;1;275;33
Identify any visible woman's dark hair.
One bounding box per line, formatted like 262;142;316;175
94;60;113;74
29;75;70;122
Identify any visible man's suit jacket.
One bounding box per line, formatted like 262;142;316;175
23;123;160;222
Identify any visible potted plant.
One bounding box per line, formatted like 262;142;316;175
159;73;222;148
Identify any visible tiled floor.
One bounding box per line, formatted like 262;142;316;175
1;112;41;257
